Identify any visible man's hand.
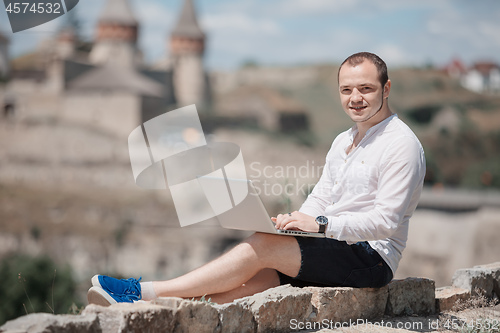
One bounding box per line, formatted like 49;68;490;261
271;211;318;232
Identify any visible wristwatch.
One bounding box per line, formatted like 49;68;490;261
315;216;328;233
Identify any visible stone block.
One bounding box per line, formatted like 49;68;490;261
452;267;495;298
385;278;435;316
83;303;175;333
305;286;388;324
214;301;256;333
435;286;471;312
152;297;184;309
0;313;100;333
153;297;220;333
237;285;312;333
473;262;500;298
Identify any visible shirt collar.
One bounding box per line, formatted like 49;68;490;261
347;113;398;143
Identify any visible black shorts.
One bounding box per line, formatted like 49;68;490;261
278;237;393;288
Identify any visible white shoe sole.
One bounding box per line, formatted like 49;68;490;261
91;275;102;288
87;286;116;307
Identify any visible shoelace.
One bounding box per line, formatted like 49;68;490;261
110;277;142;301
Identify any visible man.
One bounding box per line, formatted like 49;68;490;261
87;52;426;306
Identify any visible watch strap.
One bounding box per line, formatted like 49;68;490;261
315;216;328;233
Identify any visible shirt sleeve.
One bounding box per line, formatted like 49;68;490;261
326;136;425;241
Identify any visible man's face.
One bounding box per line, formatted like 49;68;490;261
338;60;390;125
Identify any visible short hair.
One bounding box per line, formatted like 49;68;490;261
338;52;389;87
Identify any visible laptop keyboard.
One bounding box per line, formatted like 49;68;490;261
277;229;312;235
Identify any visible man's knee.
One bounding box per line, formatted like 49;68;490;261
244;233;301;275
245;232;299;256
246;232;282;249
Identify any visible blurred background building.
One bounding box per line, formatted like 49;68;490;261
0;32;8;80
3;0;213;138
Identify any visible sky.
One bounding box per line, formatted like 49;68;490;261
1;0;500;70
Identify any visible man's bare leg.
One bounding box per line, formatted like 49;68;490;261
152;232;300;302
206;268;280;304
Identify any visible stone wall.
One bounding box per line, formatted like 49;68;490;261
2;262;499;333
62;92;141;139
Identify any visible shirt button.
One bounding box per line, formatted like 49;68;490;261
330;235;334;239
331;202;335;205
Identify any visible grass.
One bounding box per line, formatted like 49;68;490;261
190;294;217;305
438;289;500;332
0;254;81;325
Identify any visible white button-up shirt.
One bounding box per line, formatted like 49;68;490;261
299;114;426;274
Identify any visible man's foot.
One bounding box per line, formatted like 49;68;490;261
87;275;142;306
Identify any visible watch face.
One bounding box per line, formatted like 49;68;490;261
316;216;328;225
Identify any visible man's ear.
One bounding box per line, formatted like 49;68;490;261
383;79;391;99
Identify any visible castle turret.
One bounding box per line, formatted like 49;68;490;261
89;0;141;67
0;32;9;79
55;27;76;60
170;0;209;108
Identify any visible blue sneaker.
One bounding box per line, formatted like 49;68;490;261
87;275;142;306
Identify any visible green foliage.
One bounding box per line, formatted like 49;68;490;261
0;254;80;325
406;105;441;124
292;130;317;147
423;124;500;189
422;148;443;185
461;157;500;188
114;219;133;248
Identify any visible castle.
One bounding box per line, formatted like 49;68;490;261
3;0;211;137
2;0;310;137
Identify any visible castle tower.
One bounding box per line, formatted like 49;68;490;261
43;27;79;93
170;0;208;108
89;0;141;67
0;32;9;79
55;27;76;60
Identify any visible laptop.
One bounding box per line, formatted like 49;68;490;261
207;178;325;238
